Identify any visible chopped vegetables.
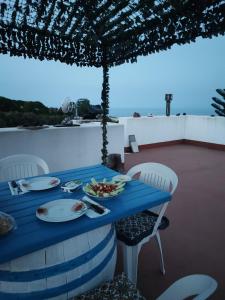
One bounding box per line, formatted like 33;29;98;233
83;178;125;198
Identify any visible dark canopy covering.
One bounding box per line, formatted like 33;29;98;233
1;0;225;163
1;0;225;67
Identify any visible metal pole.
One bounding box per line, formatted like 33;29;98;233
101;59;109;165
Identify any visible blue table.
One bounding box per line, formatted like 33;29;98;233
0;164;171;299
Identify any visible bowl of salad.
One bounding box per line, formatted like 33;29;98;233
83;178;125;199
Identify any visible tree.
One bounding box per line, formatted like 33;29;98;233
211;89;225;117
0;96;64;127
0;96;17;111
76;99;91;116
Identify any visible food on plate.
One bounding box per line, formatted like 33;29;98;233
50;179;59;185
83;178;125;198
37;207;48;215
0;212;15;235
70;180;82;185
71;202;85;212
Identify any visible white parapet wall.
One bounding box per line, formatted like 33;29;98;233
120;115;225;147
1;116;224;173
184;115;225;145
0;123;124;173
120;116;186;147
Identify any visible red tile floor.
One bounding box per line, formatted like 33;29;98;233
115;144;225;300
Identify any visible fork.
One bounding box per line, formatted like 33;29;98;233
11;181;22;195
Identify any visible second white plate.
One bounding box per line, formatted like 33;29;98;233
25;177;60;191
36;199;87;222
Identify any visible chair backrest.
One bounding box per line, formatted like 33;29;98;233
127;162;178;195
127;162;178;234
0;154;49;182
156;274;218;300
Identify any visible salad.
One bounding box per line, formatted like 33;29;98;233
83;178;125;198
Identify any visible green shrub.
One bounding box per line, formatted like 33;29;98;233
0;112;64;127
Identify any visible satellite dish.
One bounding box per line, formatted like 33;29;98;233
61;97;79;125
62;98;77;113
61;97;72;113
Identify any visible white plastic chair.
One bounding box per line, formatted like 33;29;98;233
0;154;49;182
116;162;178;284
156;274;218;300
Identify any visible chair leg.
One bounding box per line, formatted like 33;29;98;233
155;231;165;275
122;244;139;285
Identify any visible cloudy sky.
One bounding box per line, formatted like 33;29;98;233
0;35;224;114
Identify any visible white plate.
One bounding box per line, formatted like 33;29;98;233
112;175;131;182
36;199;87;222
25;177;60;191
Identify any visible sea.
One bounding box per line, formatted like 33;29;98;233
109;107;214;117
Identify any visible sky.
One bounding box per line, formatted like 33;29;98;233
0;35;225;115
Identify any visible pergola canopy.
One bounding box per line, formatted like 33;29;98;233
1;0;225;164
1;0;225;68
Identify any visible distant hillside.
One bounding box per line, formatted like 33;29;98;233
0;96;54;114
0;96;63;127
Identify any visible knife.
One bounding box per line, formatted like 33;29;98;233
82;199;105;214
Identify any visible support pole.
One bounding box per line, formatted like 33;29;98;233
101;63;110;165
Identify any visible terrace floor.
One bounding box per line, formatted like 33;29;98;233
115;144;225;300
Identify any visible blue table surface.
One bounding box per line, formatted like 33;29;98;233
0;164;171;264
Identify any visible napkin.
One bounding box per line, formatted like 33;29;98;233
17;180;30;193
8;179;29;196
83;196;110;218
